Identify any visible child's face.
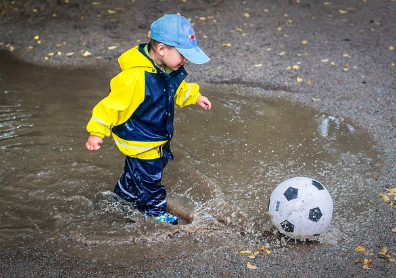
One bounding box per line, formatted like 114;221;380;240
162;46;188;71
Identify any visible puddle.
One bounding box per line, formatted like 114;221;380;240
0;50;381;262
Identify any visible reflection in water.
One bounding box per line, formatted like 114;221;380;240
0;50;381;263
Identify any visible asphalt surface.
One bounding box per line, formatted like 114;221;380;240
1;0;395;277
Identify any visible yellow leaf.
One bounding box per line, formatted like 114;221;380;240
380;247;388;256
82;51;92;57
286;66;291;70
312;98;321;102
48;52;54;56
296;77;303;82
92;2;100;5
107;9;117;14
362;264;371;270
199;17;207;21
386;188;396;193
34;35;40;40
356;246;366;252
321;59;329;63
392;228;396;232
244;13;250;18
390;46;395;50
107;46;117;50
264;9;269;12
247;262;258;270
343;54;351;57
323;2;332;5
240;250;252;254
9;46;15;51
331;61;336;66
223;43;231;47
247;255;256;259
392;63;396;67
339;10;348;14
388;257;396;262
57;52;62;56
292;65;300;70
279;51;286;56
302;40;308;44
254;64;263;67
236;27;243;32
380;194;390;202
363;258;373;265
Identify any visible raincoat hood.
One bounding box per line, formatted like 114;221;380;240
117;44;155;72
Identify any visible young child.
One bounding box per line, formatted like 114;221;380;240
85;14;211;225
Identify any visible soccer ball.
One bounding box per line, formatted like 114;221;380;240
268;177;333;239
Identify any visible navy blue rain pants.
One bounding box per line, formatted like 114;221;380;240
113;156;168;216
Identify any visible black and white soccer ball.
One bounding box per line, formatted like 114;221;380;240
268;177;333;239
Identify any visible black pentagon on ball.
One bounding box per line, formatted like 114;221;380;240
309;207;323;222
312;180;324;190
280;220;295;232
284;187;298;201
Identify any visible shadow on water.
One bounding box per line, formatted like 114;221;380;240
0;50;382;263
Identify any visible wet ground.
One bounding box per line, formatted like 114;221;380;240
1;0;396;277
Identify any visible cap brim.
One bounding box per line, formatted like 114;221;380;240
176;46;210;64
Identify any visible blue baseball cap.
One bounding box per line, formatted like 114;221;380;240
150;14;210;64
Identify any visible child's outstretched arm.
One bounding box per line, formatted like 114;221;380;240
197;95;211;110
86;135;103;151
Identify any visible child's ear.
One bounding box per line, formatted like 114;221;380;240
157;43;166;56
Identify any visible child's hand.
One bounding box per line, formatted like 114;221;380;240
86;135;103;151
197;96;211;110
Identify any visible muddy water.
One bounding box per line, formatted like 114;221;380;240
0;50;381;263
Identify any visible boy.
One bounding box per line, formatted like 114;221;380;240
85;14;211;225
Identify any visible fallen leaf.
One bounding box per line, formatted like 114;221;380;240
107;9;117;14
199;17;207;21
302;40;308;44
82;51;92;57
321;59;329;63
380;194;390;202
339;10;348;14
92;2;100;5
343;54;351;58
279;51;286;56
247;255;256;259
222;43;231;47
247;262;258;270
107;46;117;50
292;64;300;70
264;9;269;12
240;250;252;254
323;2;332;5
34;35;40;40
386;188;396;193
244;13;250;18
312;98;321;102
254;64;263;67
296;77;303;82
390;46;395;50
66;52;75;56
48;52;54;56
356;246;366;252
380;247;388;256
392;228;396;233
